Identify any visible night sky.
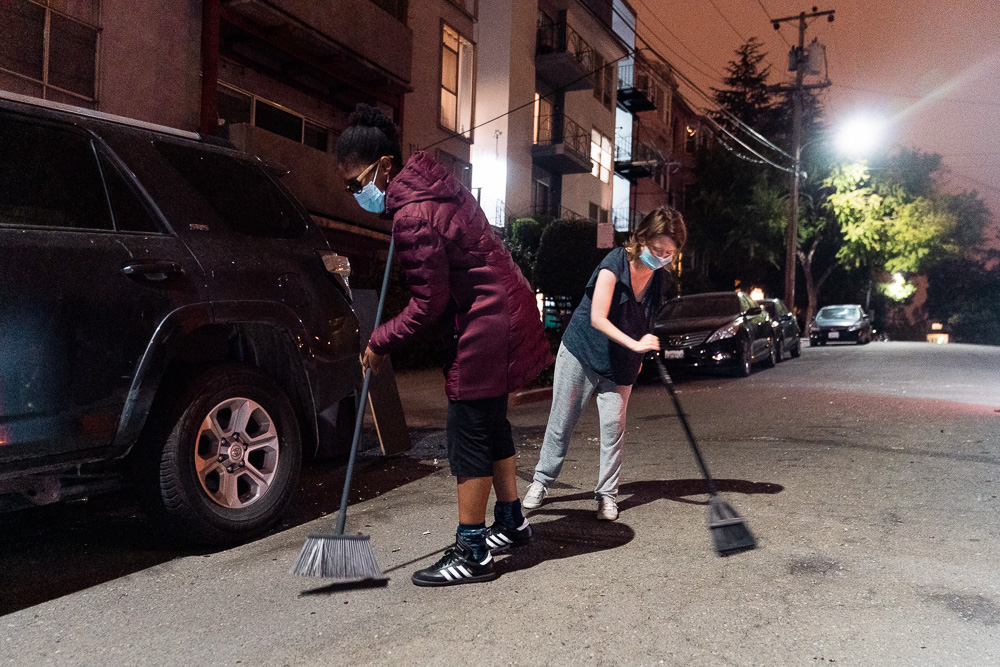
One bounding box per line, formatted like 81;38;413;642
636;0;1000;246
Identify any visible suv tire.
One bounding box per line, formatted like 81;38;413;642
139;364;301;545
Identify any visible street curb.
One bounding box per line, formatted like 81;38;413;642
509;386;553;406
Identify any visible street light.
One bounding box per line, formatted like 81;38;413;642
834;116;884;157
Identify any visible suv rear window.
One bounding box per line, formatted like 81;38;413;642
154;141;305;239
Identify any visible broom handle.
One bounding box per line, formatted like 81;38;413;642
654;356;720;496
335;237;395;536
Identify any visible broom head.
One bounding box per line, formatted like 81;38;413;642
290;533;384;580
708;497;757;556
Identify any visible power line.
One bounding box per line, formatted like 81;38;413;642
706;0;746;42
630;0;724;83
421;46;639;152
605;2;793;161
753;0;792;47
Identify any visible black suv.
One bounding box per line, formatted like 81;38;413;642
0;92;361;544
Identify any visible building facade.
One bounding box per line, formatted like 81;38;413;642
470;0;628;230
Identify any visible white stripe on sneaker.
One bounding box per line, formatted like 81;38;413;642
447;566;462;580
486;535;503;548
457;565;472;577
441;568;454;582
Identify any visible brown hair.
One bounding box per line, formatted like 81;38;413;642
626;206;687;263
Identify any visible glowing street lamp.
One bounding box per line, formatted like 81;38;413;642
834;116;885;157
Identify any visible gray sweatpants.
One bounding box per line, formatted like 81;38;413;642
532;343;632;499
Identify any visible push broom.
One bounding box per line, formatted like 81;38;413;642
291;238;396;581
654;356;757;556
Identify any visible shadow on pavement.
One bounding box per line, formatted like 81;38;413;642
547;478;785;510
498;508;636;576
0;431;442;617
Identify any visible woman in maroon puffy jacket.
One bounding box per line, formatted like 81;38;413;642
337;105;552;587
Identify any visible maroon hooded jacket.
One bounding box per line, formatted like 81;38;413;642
367;152;553;401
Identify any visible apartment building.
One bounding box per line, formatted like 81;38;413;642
471;0;628;230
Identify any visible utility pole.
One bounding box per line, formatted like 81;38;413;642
771;7;833;310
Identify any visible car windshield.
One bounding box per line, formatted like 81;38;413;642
760;302;777;318
817;306;860;320
661;295;741;319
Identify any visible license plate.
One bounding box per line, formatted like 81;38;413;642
828;331;839;339
663;350;685;360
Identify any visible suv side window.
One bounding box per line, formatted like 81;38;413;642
154;141;305;239
0;115;112;230
98;152;163;234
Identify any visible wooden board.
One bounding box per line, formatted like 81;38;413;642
352;289;412;455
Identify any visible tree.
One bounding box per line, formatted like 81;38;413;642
711;38;773;131
533;219;609;304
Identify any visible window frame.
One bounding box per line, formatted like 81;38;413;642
0;0;100;103
590;128;612;184
216;82;332;153
439;21;476;141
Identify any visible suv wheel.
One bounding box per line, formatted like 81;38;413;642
791;336;801;358
139;364;301;545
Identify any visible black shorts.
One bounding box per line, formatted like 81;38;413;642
446;395;515;478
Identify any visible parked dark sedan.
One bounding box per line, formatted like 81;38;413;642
758;298;801;360
809;304;873;345
654;291;777;377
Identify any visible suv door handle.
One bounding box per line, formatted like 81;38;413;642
122;260;186;283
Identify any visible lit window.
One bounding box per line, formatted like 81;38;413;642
591;129;612;183
441;24;475;139
685;125;698;153
0;1;98;101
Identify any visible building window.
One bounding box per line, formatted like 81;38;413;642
685;125;698;153
436;149;472;190
588;202;609;224
592;52;614;110
216;83;331;153
533;92;553;144
441;23;474;139
0;0;99;102
591;129;612;184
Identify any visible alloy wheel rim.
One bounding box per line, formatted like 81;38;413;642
194;397;280;509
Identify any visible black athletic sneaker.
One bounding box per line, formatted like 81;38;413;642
484;519;532;554
411;540;496;587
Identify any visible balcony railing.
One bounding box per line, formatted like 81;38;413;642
617;60;657;113
533;111;591;175
535;19;595;92
525;205;586;221
614;132;659;180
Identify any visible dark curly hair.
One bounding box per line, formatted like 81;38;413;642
336;103;403;169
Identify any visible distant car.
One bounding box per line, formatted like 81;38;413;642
654;291;778;377
757;298;801;360
809;304;873;345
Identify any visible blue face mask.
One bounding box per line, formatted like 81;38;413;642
353;164;386;214
640;247;673;270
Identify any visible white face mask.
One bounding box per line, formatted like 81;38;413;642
640;247;673;270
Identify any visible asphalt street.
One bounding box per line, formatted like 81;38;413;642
2;341;999;666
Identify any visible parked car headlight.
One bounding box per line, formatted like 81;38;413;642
706;322;741;343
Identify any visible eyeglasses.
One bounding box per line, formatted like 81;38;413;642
344;158;386;194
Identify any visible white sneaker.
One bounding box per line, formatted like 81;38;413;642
596;495;618;521
523;481;548;509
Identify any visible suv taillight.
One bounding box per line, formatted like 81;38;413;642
319;252;352;302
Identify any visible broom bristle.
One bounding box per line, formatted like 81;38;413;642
290;534;384;580
708;498;757;556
